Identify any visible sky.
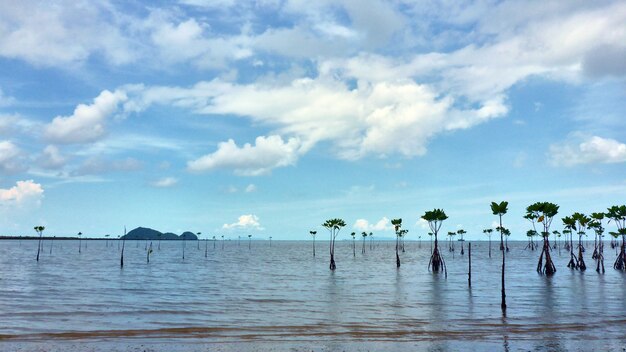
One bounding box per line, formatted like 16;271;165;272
0;0;625;240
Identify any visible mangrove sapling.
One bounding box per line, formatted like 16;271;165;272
491;201;509;311
222;235;225;250
269;236;272;247
526;202;559;275
428;232;433;253
525;230;538;250
361;232;367;254
157;233;161;250
34;226;45;261
422;209;448;276
197;232;201;250
238;236;241;247
458;229;466;255
606;205;626;271
483;229;493;258
572;212;590;271
212;236;216;249
323;218;346;270
351;232;356;257
447;231;455;252
49;236;54;254
310;231;317;257
247;235;251;250
369;232;373;250
562;217;578;269
611;229;626;270
392;218;402;267
589;214;605;273
590;213;605;263
78;232;82;253
552;231;560;250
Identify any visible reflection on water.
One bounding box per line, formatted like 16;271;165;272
1;240;625;351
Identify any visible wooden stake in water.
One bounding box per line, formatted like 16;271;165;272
468;242;472;287
147;242;153;264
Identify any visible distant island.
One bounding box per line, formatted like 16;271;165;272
0;227;200;240
122;227;199;240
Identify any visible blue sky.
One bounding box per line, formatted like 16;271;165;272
0;0;625;240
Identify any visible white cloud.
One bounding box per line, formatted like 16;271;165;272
0;114;38;136
187;135;302;176
38;145;66;169
0;140;24;173
0;180;44;207
353;217;392;232
416;218;429;230
151;177;178;188
245;184;257;193
45;90;127;144
130;75;506;161
179;0;237;8
549;136;626;167
0;1;136;67
222;214;263;230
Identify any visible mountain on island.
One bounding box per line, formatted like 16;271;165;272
180;231;198;240
122;227;198;240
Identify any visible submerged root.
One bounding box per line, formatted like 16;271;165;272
567;253;578;269
537;241;556;275
614;245;626;271
577;248;586;271
429;246;447;277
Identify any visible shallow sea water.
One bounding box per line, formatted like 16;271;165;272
1;239;625;351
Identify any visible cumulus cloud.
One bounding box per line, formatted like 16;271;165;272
45;90;127;144
245;184;257;193
222;214;263;230
0;140;25;173
549;136;626;167
187;135;302;176
0;180;44;207
416;218;429;230
353;217;392;232
151;177;178;188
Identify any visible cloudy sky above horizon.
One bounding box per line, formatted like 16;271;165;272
1;0;625;239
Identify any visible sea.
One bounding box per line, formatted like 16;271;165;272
1;239;625;351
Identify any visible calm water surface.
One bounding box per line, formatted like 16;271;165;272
1;239;625;351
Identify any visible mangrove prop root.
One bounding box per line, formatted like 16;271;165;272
614;244;626;271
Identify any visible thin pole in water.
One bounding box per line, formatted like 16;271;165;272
468;242;472;287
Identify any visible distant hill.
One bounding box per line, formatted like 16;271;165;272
121;227;198;240
180;231;199;240
161;232;180;240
